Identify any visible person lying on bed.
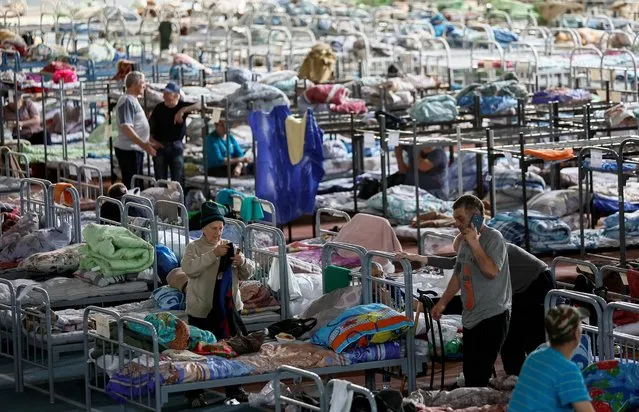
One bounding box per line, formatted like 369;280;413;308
205;120;252;178
181;201;255;407
397;237;555;377
508;305;594;412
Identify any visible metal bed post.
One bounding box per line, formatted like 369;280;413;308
225;99;231;188
473;95;484;199
273;366;327;412
13;70;20;151
79;82;86;164
326;380;377;412
456;126;463;196
486;129;496;218
0;95;3;146
351;113;359;213
200;96;209;196
379;115;387;218
40;77;48;167
544;289;608;361
59;80;67;161
518;132;530;251
412;120;422;255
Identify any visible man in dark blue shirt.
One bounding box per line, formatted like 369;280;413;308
149;82;199;188
394;146;449;199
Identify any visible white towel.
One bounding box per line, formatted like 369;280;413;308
329;379;353;412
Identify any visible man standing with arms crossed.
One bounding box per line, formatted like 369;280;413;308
433;194;512;387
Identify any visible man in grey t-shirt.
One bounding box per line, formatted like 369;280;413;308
114;71;157;189
434;194;511;387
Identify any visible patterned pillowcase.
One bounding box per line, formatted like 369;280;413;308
311;303;413;353
18;243;83;274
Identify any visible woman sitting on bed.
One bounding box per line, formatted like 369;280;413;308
181;201;255;406
205;120;252;178
3;92;50;145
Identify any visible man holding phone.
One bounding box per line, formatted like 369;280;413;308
434;194;512;387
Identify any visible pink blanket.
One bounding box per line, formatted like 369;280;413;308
333;214;402;271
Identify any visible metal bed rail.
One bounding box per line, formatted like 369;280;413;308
315;207;351;238
602;301;639;361
46;184;82;244
95;196;125;226
243;223;289;320
19;178;51;226
0;278;20;393
155;200;190;262
123;200;158;290
228;194;277;226
544;289;608;361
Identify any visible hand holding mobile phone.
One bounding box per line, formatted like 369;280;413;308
471;213;483;232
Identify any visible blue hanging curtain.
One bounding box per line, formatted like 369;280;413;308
249;106;325;225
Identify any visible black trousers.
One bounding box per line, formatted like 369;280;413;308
500;269;555;376
463;310;510;387
115;147;144;189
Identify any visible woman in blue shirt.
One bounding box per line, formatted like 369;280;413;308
206;120;251;177
509;305;594;412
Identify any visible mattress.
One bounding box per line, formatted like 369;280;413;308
0;176;21;193
0;277;149;307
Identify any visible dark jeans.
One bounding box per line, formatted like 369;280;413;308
500;270;555;376
463;310;510;387
115;147;144;190
207;163;253;178
153;141;184;188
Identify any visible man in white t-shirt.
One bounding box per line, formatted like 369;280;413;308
114;71;157;189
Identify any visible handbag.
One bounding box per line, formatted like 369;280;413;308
266;318;317;339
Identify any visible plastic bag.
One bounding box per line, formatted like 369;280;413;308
268;257;302;299
248;380;292;407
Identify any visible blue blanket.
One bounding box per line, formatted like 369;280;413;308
488;210;572;247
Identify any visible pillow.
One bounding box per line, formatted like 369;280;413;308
152;286;185;311
528;189;581;217
311;303;413;353
18;243;83;274
300;285;362;339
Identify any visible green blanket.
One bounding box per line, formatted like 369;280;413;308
80;223;155;277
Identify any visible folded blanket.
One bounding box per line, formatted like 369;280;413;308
79;223;154;277
488;210;572;247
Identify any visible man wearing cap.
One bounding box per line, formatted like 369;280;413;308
148;82;199;189
509;305;594;412
181;201;255;406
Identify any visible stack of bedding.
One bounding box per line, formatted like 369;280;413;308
487;210;572;251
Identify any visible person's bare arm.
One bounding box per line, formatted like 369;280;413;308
573;401;595;412
394;146;409;173
453;234;462;252
121;124;155;155
417;158;435;172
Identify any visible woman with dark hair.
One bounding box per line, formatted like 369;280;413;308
4;92;50;145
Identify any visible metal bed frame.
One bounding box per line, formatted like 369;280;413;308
82;239;417;411
11;198;158;403
273;365;377;412
0;147;29;194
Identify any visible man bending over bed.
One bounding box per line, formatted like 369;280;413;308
181;201;255;406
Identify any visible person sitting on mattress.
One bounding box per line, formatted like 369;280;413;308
398;239;555;377
508;305;594;412
205;120;252;178
181;201;255;406
393;145;449;199
3;92;50;145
